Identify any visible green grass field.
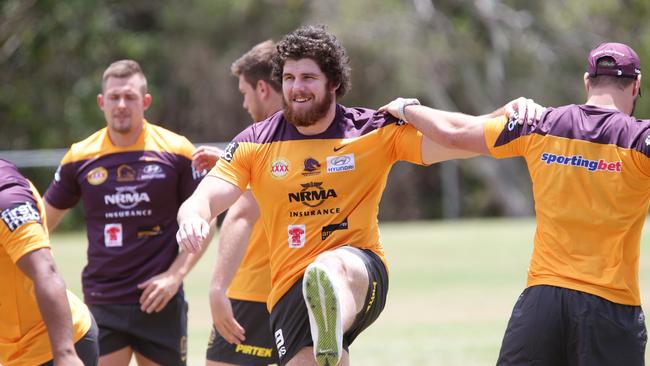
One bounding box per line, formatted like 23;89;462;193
51;218;650;365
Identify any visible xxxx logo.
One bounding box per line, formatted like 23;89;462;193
271;158;290;179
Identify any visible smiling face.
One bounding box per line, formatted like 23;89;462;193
98;74;151;134
281;58;336;128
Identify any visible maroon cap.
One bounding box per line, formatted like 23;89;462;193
587;42;641;78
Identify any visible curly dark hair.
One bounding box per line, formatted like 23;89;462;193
271;25;351;98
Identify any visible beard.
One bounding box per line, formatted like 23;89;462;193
283;90;334;128
109;114;133;134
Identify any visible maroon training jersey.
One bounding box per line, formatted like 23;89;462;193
44;121;203;304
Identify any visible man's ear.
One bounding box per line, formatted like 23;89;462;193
143;93;152;110
634;75;642;97
583;72;591;93
97;94;104;108
257;80;268;99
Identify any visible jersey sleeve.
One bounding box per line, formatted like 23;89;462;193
483;115;529;158
391;123;426;165
43;149;81;209
210;134;255;192
631;125;650;177
1;182;51;263
176;136;206;202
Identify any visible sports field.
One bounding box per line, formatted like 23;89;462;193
51;218;650;365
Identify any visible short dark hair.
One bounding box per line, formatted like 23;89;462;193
102;59;147;95
272;25;351;97
231;40;281;93
588;57;637;90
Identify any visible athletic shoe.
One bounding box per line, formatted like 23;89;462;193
302;262;343;366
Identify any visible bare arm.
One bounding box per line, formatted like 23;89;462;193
380;97;545;163
176;175;243;253
16;248;83;366
44;201;69;232
210;190;260;344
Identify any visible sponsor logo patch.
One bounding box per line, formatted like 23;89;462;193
139;164;166;180
321;217;348;240
87;167;108;185
180;336;187;362
104;186;151;209
191;166;206;180
117;164;136;182
287;224;306;248
1;202;41;231
540;153;622;173
234;344;274;357
271;158;290;179
365;281;378;313
104;223;123;247
275;329;287;358
302;157;321;176
326;154;355;173
221;142;239;163
137;225;162;238
288;182;337;208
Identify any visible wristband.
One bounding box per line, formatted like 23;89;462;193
398;98;420;123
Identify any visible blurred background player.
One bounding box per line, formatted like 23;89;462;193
43;60;211;366
194;40;282;366
0;159;98;366
381;42;647;366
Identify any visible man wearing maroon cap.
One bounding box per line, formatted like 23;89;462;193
381;41;647;365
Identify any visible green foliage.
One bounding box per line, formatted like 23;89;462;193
3;0;650;226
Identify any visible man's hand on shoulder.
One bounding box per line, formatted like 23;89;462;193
503;97;546;126
192;145;223;172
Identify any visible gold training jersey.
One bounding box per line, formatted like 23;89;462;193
227;219;272;303
0;159;91;366
484;105;650;305
212;105;425;309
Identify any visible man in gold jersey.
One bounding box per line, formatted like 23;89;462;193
194;40;282;366
381;42;647;365
0;159;98;366
177;26;535;366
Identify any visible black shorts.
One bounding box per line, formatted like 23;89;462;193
497;285;647;366
269;248;388;365
206;298;279;365
89;293;188;366
40;314;100;366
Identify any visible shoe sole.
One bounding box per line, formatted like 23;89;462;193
303;263;342;366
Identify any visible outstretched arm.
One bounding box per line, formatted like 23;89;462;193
209;190;260;344
380;97;545;161
176;175;242;253
17;248;84;366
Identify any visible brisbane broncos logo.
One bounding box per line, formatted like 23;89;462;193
302;158;321;176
